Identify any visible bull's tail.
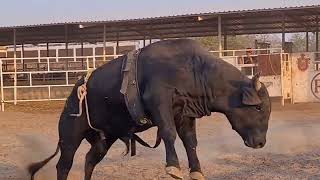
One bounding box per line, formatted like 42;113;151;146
27;143;60;180
133;129;161;148
119;137;131;156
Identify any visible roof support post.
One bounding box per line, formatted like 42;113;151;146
281;15;286;50
224;33;227;56
80;39;84;69
149;38;152;45
93;46;96;68
316;30;319;71
13;29;17;105
46;42;49;57
22;43;25;71
65;25;69;70
116;32;119;55
47;41;51;71
65;25;68;56
316;16;319;52
316;16;319;69
143;36;146;47
65;43;68;69
282;32;286;50
103;24;106;61
306;31;309;52
280;13;286;106
0;59;4;111
316;31;319;52
218;15;222;57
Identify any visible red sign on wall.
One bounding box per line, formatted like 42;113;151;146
297;53;310;72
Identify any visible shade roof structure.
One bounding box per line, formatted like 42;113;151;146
0;5;319;46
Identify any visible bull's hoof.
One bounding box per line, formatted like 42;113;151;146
189;171;205;180
165;166;183;179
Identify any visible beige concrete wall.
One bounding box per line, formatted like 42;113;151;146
260;75;282;97
220;56;282;97
291;52;320;103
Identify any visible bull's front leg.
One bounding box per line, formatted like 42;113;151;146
144;89;183;179
156;105;183;179
177;117;205;180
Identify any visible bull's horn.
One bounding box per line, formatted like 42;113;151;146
255;80;262;91
253;72;261;91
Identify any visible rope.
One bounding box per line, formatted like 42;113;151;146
256;54;277;76
70;84;86;117
70;69;106;140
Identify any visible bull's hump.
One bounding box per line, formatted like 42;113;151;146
147;39;204;53
143;39;211;62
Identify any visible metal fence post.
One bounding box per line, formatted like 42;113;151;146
0;60;4;111
13;29;17;105
86;57;89;70
48;86;51;100
93;48;96;69
280;49;285;106
47;57;50;71
218;15;222;58
66;72;69;85
29;72;32;86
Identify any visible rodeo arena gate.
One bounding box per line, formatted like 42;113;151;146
0;5;320;111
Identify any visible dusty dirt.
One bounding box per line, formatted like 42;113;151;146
0;101;319;180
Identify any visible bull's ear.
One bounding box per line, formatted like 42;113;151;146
242;86;262;105
252;72;262;91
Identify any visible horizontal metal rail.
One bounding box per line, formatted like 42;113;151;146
0;54;123;111
4;98;67;102
0;54;121;61
210;48;282;57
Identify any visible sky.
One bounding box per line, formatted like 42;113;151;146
0;0;319;26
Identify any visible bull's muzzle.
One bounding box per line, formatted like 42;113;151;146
244;136;266;149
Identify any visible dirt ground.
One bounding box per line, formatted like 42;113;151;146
0;101;319;180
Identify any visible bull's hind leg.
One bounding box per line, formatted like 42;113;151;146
84;132;117;180
56;136;82;180
177;117;204;180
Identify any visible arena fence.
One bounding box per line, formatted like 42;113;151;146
0;54;120;111
1;47;314;111
210;48;290;104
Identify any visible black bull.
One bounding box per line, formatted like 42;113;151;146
28;39;271;180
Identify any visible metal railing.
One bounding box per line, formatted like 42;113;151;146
0;54;121;111
210;48;282;57
0;47;293;111
211;48;289;105
210;48;283;77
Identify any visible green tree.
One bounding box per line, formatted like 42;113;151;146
255;34;282;48
195;34;281;51
289;32;317;52
227;35;255;49
194;36;219;51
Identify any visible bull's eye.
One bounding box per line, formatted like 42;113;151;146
255;105;262;111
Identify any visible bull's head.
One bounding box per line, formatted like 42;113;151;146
224;73;271;149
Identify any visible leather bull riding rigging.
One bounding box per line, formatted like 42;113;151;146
72;49;151;136
120;49;151;126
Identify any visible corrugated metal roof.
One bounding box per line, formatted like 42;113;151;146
0;5;319;45
0;5;319;29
